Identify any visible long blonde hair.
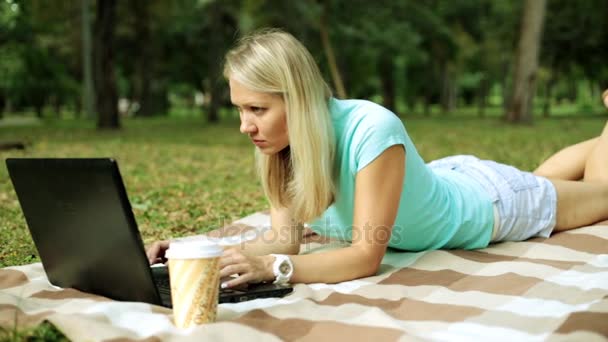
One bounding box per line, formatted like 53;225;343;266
223;29;335;223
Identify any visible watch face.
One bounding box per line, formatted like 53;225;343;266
279;260;291;275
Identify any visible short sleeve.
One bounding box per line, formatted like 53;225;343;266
351;106;408;172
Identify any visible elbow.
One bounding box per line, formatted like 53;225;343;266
280;243;300;255
288;244;300;255
360;254;383;278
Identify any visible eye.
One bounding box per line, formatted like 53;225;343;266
250;106;265;115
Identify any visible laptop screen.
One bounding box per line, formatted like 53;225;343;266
6;158;163;305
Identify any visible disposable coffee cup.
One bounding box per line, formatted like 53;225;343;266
165;241;223;328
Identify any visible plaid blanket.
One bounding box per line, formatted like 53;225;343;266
1;212;607;341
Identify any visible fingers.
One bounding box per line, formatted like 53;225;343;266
146;240;170;264
219;249;259;288
220;264;255;289
220;263;249;279
222;274;251;289
219;249;245;268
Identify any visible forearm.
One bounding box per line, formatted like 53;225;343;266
229;228;300;257
286;246;381;284
220;242;384;288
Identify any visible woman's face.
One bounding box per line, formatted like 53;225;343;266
229;78;289;155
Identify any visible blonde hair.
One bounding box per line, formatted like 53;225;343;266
223;29;335;223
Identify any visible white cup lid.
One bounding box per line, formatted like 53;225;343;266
165;241;223;259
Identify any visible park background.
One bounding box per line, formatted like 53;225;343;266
1;0;608;267
0;0;607;337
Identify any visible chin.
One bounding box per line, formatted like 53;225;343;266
258;145;289;156
259;148;281;155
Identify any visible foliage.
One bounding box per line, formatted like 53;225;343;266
1;0;607;118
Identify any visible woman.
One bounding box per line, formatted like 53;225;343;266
148;29;608;289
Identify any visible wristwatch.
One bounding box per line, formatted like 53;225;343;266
270;254;293;285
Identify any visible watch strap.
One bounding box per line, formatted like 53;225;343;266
270;254;293;285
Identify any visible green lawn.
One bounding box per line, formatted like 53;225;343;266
1;114;606;267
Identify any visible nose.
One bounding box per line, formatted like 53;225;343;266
239;114;257;134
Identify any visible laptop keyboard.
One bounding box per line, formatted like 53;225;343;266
151;266;247;294
155;277;171;293
150;266;293;305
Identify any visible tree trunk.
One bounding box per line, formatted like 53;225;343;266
439;62;456;114
589;80;597;100
74;97;81;118
567;77;577;102
52;96;61;118
131;0;153;117
318;0;346;99
379;55;395;112
477;77;489;118
149;80;169;117
543;74;556;118
208;86;221;123
423;96;431;117
507;0;546;123
501;61;511;111
94;0;119;129
35;104;43;118
203;1;236;123
0;142;26;151
0;93;4;119
81;0;95;120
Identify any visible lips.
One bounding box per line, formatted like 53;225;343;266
251;138;267;147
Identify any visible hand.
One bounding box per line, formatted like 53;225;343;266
219;248;274;288
146;240;170;265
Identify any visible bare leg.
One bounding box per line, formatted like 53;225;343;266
533;137;599;180
550;178;608;232
584;122;608;182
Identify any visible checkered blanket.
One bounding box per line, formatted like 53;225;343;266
1;212;607;341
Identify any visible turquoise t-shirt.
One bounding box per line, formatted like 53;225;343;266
308;98;494;251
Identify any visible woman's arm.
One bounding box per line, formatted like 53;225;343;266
220;144;405;286
145;206;303;264
235;206;304;257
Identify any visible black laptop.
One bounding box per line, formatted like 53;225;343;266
5;158;292;306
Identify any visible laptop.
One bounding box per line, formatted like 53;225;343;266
5;158;293;306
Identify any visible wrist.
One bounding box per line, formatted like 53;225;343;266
269;254;294;285
262;255;276;282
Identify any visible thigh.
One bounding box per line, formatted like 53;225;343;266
534;137;599;180
548;179;608;231
477;161;558;242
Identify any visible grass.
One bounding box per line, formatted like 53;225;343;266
0;321;69;342
0;116;265;267
0;111;605;339
1;113;606;268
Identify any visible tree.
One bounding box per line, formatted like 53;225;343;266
318;0;346;99
204;0;238;123
507;0;547;123
128;0;153;117
81;0;95;119
93;0;119;129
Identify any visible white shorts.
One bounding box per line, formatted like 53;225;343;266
427;155;557;243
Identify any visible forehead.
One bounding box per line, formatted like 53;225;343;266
229;78;278;105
